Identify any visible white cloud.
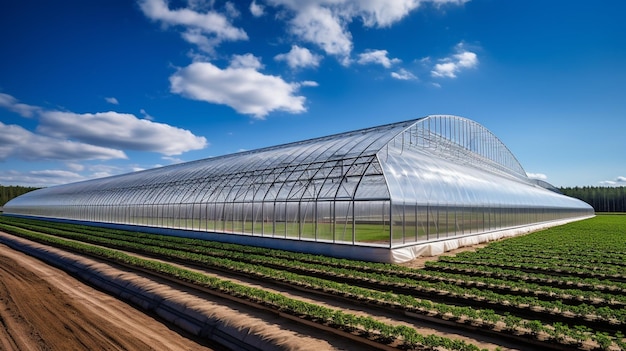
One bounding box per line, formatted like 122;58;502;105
162;156;185;164
289;5;353;62
169;60;314;118
138;0;247;53
527;172;548;180
180;29;220;54
0;121;127;162
0;93;40;117
85;164;127;179
431;43;478;78
224;1;240;18
599;176;626;186
357;0;469;27
65;162;85;172
0;169;86;188
104;96;119;105
266;0;467;63
275;45;322;69
37;110;208;156
250;0;264;17
230;53;264;69
391;68;417;80
139;108;155;120
357;49;400;68
0;93;207;160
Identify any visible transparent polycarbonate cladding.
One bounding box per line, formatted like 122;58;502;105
4;115;593;248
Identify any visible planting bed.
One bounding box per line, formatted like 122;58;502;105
0;214;625;350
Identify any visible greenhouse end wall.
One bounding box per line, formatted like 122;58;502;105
3;115;594;263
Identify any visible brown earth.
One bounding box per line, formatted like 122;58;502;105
0;243;219;351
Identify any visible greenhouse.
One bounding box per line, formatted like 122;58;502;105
4;115;594;263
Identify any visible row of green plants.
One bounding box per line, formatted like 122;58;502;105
0;216;624;350
8;217;626;308
5;217;626;327
431;256;626;281
424;261;626;294
22;219;626;326
0;221;487;351
446;250;626;270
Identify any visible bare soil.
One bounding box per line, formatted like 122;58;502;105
0;243;218;351
399;243;490;269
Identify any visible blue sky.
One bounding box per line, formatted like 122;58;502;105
1;0;625;188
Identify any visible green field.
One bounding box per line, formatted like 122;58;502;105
1;214;625;350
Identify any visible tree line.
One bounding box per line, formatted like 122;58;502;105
0;185;40;207
560;186;626;213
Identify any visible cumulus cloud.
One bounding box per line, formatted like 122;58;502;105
289;5;353;62
138;0;247;53
431;43;478;78
266;0;467;63
391;68;417;80
230;53;264;69
37;110;208;156
526;172;548;181
275;45;322;69
0;93;208;159
0;121;127;162
250;0;264;17
139;108;155;120
357;49;400;68
599;176;626;186
105;96;119;105
0;169;86;188
169;59;315;118
0;93;40;117
299;80;319;87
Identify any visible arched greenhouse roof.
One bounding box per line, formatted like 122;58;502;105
7;115;529;207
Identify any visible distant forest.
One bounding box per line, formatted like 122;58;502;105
0;185;40;207
560;186;626;212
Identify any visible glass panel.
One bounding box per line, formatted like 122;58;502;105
317;201;333;241
274;201;287;238
286;201;299;238
334;201;352;243
300;201;316;240
354;201;388;245
391;203;404;245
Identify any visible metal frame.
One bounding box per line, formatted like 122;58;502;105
4;115;594;249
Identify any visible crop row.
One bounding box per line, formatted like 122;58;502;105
449;250;626;270
6;217;626;307
0;221;490;351
437;254;626;277
1;217;624;350
3;218;626;324
423;261;626;295
5;217;626;327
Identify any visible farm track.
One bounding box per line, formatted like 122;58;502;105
0;238;221;351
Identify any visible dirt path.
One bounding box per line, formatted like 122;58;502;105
0;243;220;351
